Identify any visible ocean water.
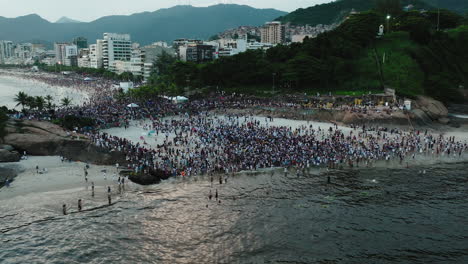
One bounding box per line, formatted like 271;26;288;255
0;74;88;109
1;162;467;264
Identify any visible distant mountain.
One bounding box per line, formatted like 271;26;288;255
276;0;435;26
0;4;286;45
421;0;468;14
55;16;82;23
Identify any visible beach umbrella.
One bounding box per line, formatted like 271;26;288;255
127;103;139;108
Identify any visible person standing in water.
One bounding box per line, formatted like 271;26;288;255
78;199;82;212
62;204;67;215
108;195;112;205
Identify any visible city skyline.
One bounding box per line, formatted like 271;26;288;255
0;0;331;22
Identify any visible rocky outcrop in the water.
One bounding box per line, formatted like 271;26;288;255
1;120;126;165
0;119;158;185
414;96;449;121
0;166;18;187
0;145;20;162
121;169;171;185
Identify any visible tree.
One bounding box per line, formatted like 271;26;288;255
61;97;72;107
25;96;37;110
14;91;28;110
0;107;8;139
119;72;134;82
44;95;54;109
35;96;46;111
153;51;176;76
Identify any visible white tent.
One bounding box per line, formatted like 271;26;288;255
174;96;188;102
127;103;139;108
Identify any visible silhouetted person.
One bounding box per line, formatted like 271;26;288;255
215;189;218;200
108;195;112;205
62;204;67;215
78;199;82;212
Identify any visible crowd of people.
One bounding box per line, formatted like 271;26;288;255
90;113;468;179
5;70;468;181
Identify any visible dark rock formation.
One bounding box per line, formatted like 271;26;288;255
127;169;172;185
0;149;21;162
414;96;449;121
0;167;18;187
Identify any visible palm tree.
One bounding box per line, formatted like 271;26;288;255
61;97;72;107
35;96;46;111
14;91;29;110
25;96;37;110
44;95;54;109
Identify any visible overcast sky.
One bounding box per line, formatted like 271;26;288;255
0;0;332;22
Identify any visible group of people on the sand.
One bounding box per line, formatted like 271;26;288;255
89;110;467;180
7;72;468;180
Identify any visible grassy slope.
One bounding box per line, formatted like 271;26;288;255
347;31;425;96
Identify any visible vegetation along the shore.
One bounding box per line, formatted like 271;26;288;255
0;107;8;139
141;3;467;103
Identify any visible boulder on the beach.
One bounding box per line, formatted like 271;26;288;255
0;149;21;162
342;112;360;124
412;109;432;124
438;117;450;125
0;167;17;186
0;145;15;151
3;120;79;156
414;96;448;120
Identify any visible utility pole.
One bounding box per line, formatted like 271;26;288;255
437;0;441;31
272;73;276;94
437;9;441;31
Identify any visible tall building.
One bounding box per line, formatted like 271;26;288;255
0;40;14;63
179;44;216;63
260;22;285;44
89;40;103;69
102;33;132;70
54;43;78;66
14;43;33;60
73;37;88;50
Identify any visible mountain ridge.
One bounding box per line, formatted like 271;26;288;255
56;16;82;24
0;4;286;44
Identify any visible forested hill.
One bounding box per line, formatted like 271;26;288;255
148;9;468;104
0;4;286;44
276;0;467;26
422;0;468;14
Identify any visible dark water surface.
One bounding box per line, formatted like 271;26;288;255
1;163;468;264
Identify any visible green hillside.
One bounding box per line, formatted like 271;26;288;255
147;8;468;103
276;0;433;26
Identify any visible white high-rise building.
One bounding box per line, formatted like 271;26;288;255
14;43;33;60
0;40;14;63
89;40;103;69
261;22;285;44
102;33;132;71
54;43;78;66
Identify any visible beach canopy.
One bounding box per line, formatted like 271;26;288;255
175;96;189;101
127;103;139;108
162;96;189;103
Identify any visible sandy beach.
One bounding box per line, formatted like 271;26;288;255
0;71;90;109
